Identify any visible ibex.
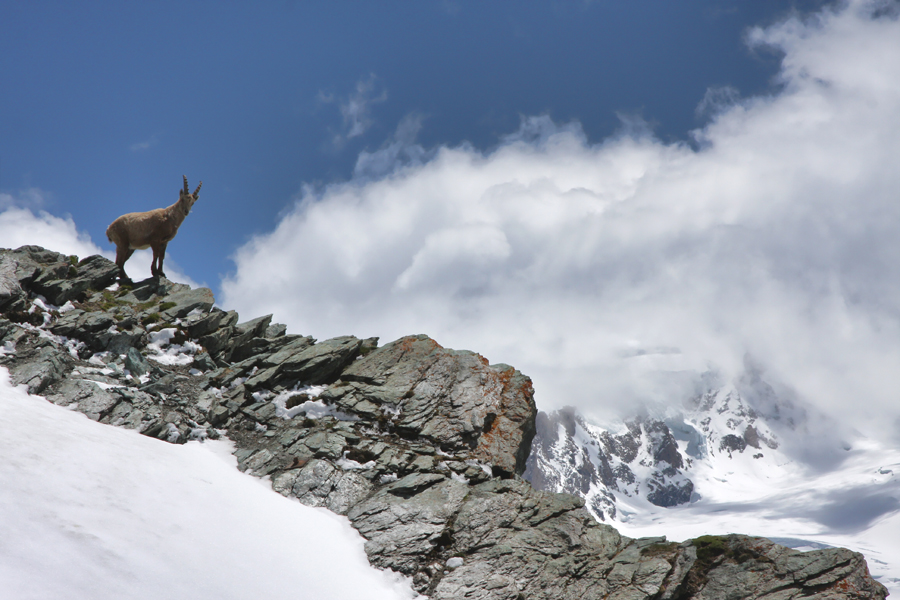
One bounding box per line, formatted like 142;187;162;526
106;176;202;281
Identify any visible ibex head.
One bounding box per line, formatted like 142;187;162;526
180;175;202;215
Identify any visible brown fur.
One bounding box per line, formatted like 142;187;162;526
106;176;201;281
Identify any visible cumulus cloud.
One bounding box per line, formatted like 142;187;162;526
0;193;198;288
222;1;900;440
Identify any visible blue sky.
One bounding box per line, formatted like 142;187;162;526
3;1;900;441
2;0;822;284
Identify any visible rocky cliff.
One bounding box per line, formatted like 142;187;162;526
0;245;888;600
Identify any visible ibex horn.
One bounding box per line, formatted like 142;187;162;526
183;175;189;195
193;181;202;197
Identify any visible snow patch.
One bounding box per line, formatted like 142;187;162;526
146;327;202;366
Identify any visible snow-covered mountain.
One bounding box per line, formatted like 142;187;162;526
524;367;900;591
525;368;800;522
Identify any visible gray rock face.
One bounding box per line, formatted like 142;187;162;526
0;255;26;311
46;379;118;419
331;335;536;477
10;345;72;394
0;244;887;600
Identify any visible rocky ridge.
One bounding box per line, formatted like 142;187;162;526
0;245;888;600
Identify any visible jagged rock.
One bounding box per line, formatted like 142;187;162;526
0;317;16;341
265;322;287;338
73;254;121;289
50;309;115;338
360;336;379;355
185;308;238;339
192;351;216;372
659;535;888;600
224;314;272;360
117;277;191;304
97;325;145;355
246;335;360;389
230;337;273;364
260;335;316;365
199;326;234;358
236;314;273;339
333;335;535;477
432;479;621;600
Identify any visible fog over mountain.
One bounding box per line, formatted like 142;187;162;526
220;2;900;441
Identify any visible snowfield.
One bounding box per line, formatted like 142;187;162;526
610;435;900;595
0;367;419;600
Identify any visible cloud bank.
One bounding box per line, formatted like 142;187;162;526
222;1;900;438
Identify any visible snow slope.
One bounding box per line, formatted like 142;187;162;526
613;436;900;594
0;367;419;600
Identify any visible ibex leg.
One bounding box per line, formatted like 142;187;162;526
151;242;168;279
115;246;135;282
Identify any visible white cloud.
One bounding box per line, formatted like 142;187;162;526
0;188;47;211
129;134;160;152
695;85;741;118
354;113;432;179
1;194;199;288
320;74;388;148
0;205;104;258
222;1;900;440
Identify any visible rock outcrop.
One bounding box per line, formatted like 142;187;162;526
0;245;888;600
